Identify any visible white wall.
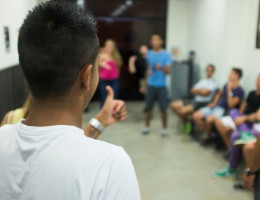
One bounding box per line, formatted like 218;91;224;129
187;0;227;84
166;0;260;94
166;0;189;60
0;0;38;70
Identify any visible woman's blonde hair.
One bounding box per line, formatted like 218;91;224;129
105;39;123;69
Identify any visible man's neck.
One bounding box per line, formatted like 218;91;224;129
256;88;260;95
232;80;239;88
153;47;163;52
23;98;83;128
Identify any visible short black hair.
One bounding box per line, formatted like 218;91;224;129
232;68;243;79
207;64;215;72
18;1;99;99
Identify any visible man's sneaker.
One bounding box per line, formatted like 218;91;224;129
234;131;256;147
200;135;213;146
181;124;186;133
215;165;236;178
161;129;169;138
142;127;150;135
184;122;192;134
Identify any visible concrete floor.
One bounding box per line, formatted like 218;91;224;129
83;101;253;200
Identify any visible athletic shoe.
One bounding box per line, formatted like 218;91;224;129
234;182;245;190
161;129;169;138
142;127;150;135
181;124;186;133
215;165;236;178
184;122;192;134
201;136;213;146
234;132;256;147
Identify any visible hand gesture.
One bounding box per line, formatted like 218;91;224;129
95;86;127;127
129;55;137;63
155;63;162;70
208;102;216;108
234;116;246;126
227;82;233;91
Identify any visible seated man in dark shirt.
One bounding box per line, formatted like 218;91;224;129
193;68;244;142
215;75;260;149
215;76;260;178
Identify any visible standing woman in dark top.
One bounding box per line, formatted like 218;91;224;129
128;44;149;94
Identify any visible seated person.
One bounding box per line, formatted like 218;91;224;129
0;2;140;200
215;110;260;178
215;74;260;149
193;68;244;142
171;64;218;133
243;129;260;199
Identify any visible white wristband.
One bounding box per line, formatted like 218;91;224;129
89;118;104;133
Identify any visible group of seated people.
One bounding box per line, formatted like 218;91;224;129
171;65;260;198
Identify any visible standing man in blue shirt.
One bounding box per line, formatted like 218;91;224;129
142;34;173;137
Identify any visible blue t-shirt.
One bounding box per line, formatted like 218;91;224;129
146;49;173;87
217;84;244;110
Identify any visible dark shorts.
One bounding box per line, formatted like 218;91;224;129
183;99;208;110
145;86;168;111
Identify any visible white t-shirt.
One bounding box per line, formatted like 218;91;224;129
193;78;218;103
0;121;141;200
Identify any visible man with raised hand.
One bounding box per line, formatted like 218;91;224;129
0;2;140;200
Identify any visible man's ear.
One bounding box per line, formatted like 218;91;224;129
81;64;93;92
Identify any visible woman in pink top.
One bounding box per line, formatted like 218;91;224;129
99;39;123;107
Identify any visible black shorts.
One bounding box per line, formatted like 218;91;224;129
183;99;208;110
145;86;168;111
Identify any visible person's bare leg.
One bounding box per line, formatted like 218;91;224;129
145;109;152;127
142;109;153;135
205;115;216;137
243;144;255;166
193;111;205;129
171;100;184;121
179;105;194;123
243;144;256;191
215;119;233;148
170;100;183;114
161;111;167;129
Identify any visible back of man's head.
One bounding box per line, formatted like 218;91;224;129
18;1;99;99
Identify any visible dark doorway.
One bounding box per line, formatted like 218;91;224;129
87;0;167;100
53;0;167;100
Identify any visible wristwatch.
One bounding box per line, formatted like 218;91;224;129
244;167;256;176
89;118;105;133
228;91;233;97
